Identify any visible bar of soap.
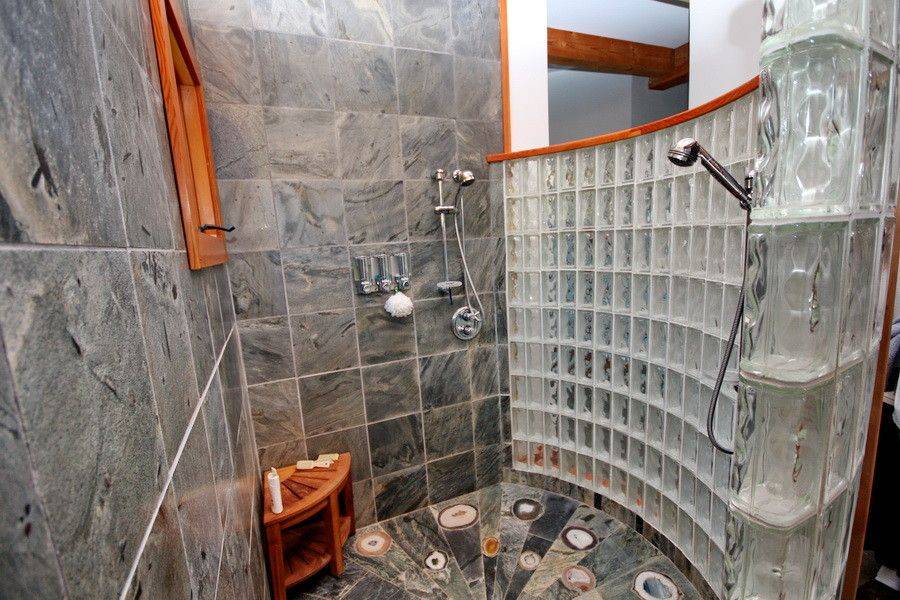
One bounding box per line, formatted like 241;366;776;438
317;453;340;461
296;460;317;470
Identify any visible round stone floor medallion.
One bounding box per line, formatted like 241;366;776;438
438;503;479;529
353;531;392;557
561;565;596;592
518;550;542;571
425;550;448;571
562;525;598;551
511;498;543;521
634;570;681;599
482;536;500;557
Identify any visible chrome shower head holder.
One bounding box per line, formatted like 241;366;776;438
668;138;753;210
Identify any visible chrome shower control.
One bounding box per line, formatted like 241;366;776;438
451;306;482;341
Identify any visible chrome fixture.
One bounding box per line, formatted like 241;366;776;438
353;252;410;295
433;168;485;340
668;138;754;455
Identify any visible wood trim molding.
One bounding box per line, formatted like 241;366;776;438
486;75;759;163
499;0;511;152
547;28;688;91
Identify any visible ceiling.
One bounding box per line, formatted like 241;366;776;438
547;0;690;48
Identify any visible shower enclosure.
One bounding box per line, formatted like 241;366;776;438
497;1;898;597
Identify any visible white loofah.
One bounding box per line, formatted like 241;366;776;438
384;291;414;318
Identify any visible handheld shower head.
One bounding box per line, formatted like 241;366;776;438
667;138;752;210
452;169;475;186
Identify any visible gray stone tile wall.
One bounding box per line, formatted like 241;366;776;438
186;0;510;525
0;0;266;597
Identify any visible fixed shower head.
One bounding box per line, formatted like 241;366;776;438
667;138;701;167
667;138;752;210
452;169;475;186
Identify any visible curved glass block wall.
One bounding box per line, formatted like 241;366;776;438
728;2;898;599
501;91;757;597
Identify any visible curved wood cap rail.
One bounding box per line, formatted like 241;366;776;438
486;76;759;163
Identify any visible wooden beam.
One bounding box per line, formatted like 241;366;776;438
547;28;688;90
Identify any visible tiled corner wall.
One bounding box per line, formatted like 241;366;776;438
184;0;510;526
500;92;757;597
0;0;266;598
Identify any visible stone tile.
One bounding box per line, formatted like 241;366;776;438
264;106;338;179
291;309;358;375
218;179;278;252
94;0;155;77
496;293;508;344
500;394;511;442
368;413;425;476
256;31;333;109
177;267;219;387
327;0;393;44
343;180;406;244
414;298;470;355
205;265;229;353
215;503;253;599
207;102;269;179
93;8;176;249
400;116;457;179
353;479;377;527
427;451;476;503
456;119;502;180
418;350;470;410
451;0;499;59
468;345;498;400
305;425;373;481
238;316;293;384
0;0;126;246
453;56;501;121
298;369;366;436
219;332;248;449
489;176;504;236
337;112;402;180
0;333;66;598
228;251;287;320
213;265;236;345
475;443;503;487
273;179;346;248
248;379;303;447
403;180;444;241
374;466;428;520
122;491;193;599
408;240;462;300
201;375;235;526
464;237;502;294
130;251;202;456
248;0;327;35
355;305;416;365
172;417;224;600
194;23;262;104
391;0;452;52
460;180;491;238
424;402;473;459
328;41;397;113
362;359;420;421
282;245;353;313
0;249;166;598
396;49;454;117
189;0;252;28
257;436;307;470
472;395;501;447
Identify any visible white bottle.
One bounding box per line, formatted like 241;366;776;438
267;468;283;514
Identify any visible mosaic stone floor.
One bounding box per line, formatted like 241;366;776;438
292;483;702;599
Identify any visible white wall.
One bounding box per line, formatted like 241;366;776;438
548;70;633;144
507;0;550;150
689;0;763;107
630;77;689;126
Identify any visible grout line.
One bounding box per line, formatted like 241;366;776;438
118;325;235;600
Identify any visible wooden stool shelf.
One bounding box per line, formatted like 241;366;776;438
262;453;355;600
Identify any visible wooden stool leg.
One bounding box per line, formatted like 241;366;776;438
342;479;356;536
323;493;345;576
265;524;287;600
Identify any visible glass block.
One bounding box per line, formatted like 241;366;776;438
510;375;526;403
696;114;714;152
732;377;834;528
561;308;576;341
696;482;712;529
652;228;672;273
542;271;559;304
668;325;685;369
634;274;650;315
636;135;655;181
631;398;648;433
724;225;745;284
597;389;612;422
523;234;540;268
616;186;634;226
578;189;596;228
506;197;522;233
694;529;710;572
648;407;665;451
596;311;613;348
561;416;576;448
561;271;576;304
826;363;863;496
523;158;540;194
560;152;576;189
597;187;615;228
597;272;613;308
635;183;654;226
614;314;631;353
680;471;696;513
613;355;630;392
713;106;733;164
871;218;895;345
732;95;753;160
708;226;726;279
577;148;596;189
654;179;673;224
635;229;652;272
758;42;861;215
577;233;594;268
513;440;528;466
541;194;558;230
542;155;558;193
656;131;676;178
742;221;846;383
688;279;705;328
560;191;576;228
597;351;612;387
683;425;699;469
508;272;522;304
562;449;577;480
694;172;710;222
617;139;635;183
525;308;541;339
633;317;650;357
839;219;878;364
812;488;856;599
578;454;593;486
633;360;648;397
597;230;615;268
698;436;715;484
614;273;632;311
541;233;558;268
544;343;559;375
646;484;663;524
685;328;702;375
630;444;647;487
596;459;611;490
613;429;629;466
649;364;667;406
563;380;577;413
615;231;633;269
523;272;541;304
578;347;593;380
578;273;594;307
684;377;701;426
504;160;521;197
662;494;679;540
612;466;628;502
509;307;524;338
665;415;683;459
705;282;723;334
673;175;693;224
664;455;680;496
860;54;892;209
672;227;690;274
597;145;616;186
578;385;594;420
523;196;540;231
544;379;560;410
690;227;708;276
651;275;670;316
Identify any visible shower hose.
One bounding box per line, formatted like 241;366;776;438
451;187;485;318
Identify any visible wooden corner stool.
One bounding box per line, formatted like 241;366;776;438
262;453;355;600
